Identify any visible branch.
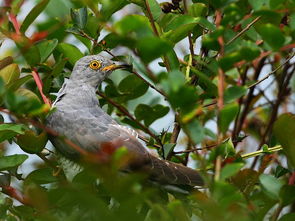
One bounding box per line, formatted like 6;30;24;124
226;16;261;45
1;186;28;205
173;135;247;154
32;69;51;106
251;61;295;169
131;70;166;97
144;0;171;71
248;52;295;89
144;0;159;36
241;145;282;159
232;58;266;140
8;14;21;35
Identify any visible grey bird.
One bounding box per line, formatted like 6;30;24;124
46;54;204;186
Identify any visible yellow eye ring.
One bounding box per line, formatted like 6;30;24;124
89;60;101;70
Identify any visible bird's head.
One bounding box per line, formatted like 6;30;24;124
70;55;131;87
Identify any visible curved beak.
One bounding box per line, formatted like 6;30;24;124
102;62;132;72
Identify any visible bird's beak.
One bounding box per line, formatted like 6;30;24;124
102;62;132;72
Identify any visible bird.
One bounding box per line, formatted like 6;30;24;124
46;54;204;186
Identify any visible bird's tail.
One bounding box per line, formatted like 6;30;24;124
146;155;204;186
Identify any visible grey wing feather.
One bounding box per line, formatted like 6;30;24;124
47;107;203;186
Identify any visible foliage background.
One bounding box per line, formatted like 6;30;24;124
1;0;295;220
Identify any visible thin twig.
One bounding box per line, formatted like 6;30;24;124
214;156;222;181
174;135;248;154
251;62;295;169
232;58;266;140
241;145;282;159
131;70;166;97
226;16;261;45
248;52;295;89
174;143;217;154
271;204;284;221
144;0;159;36
138;135;161;149
144;0;171;71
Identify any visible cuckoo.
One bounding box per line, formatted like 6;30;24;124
46;54;204;186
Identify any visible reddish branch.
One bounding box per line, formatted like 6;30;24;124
232;58;266;140
289;172;295;185
2;186;28;205
32;69;51;106
8;14;20;35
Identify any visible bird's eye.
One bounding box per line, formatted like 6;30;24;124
89;60;101;70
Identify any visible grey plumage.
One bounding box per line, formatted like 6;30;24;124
46;55;203;186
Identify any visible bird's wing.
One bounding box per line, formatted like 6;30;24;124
47;107;147;157
47;108;203;186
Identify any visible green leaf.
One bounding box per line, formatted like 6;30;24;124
136;36;172;63
16;130;47;154
135;104;169;127
220;163;244;181
23;45;41;66
224;86;247;103
279;213;295;221
0;124;26;143
212;181;245;208
25;168;58;184
118;75;149;100
36;39;58;63
20;0;50;33
147;0;162;21
256;24;285;50
202;34;220;51
209;138;235;162
0;154;28;171
165;49;180;70
169;87;199;113
290;13;295;30
114;14;152;36
239;46;260;61
100;0;128;20
275;165;290;178
6;75;33;91
259;174;284;199
280;185;295;206
71;7;88;29
249;0;269;10
185;119;205;144
218;103;239;134
163;143;176;159
84;14;101;39
164;14;196;32
56;43;83;65
190;67;218;97
162;23;198;44
218;51;242;71
4;89;42;115
0;64;20;84
161;70;186;93
188;3;207;17
274;113;295;167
